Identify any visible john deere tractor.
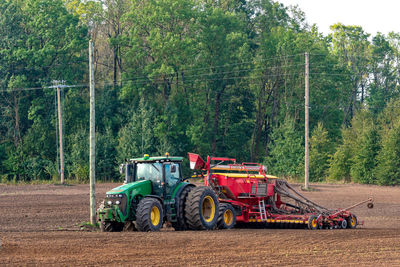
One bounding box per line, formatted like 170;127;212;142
97;154;219;232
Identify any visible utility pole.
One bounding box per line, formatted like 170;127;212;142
56;83;65;185
304;52;309;190
89;40;96;225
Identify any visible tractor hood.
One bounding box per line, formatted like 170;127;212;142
106;180;152;196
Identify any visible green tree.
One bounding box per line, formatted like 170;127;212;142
349;111;380;184
96;128;118;181
328;126;355;182
330;23;371;125
266;117;303;177
309;122;332;182
374;120;400;185
329;110;380;183
373;99;400;185
117;97;157;161
67;127;89;181
0;0;87;181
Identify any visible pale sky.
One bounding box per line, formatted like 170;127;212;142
278;0;400;36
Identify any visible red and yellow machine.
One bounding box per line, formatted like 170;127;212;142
188;153;373;230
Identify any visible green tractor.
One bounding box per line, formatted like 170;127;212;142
97;154;219;232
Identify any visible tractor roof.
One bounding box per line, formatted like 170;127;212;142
130;155;183;163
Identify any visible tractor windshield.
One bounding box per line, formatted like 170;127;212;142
136;163;162;182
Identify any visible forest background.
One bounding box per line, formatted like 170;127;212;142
1;0;400;185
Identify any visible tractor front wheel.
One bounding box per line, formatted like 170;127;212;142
185;186;219;230
136;198;164;232
217;203;236;229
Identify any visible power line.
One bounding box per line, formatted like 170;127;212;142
0;84;88;93
98;53;305;76
309;72;369;77
100;71;305;87
0;59;307;92
309;53;375;60
97;62;306;86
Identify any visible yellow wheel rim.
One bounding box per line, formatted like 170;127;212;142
150;206;160;226
351;217;356;226
312;218;317;228
224;209;233;226
202;196;215;223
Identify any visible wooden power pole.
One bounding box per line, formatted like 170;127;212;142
57;84;65;185
304;52;310;190
89;40;96;225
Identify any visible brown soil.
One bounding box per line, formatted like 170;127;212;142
0;183;399;266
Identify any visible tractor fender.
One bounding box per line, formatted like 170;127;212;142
142;195;163;204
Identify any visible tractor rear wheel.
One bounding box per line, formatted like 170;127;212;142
185;186;219;230
307;215;318;230
172;185;194;231
346;214;357;229
217;203;236;229
136;198;163;232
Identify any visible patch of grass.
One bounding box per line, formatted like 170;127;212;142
300;185;317;191
78;221;99;231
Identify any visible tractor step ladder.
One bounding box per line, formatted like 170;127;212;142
259;199;267;222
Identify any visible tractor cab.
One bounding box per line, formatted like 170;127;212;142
124;153;184;198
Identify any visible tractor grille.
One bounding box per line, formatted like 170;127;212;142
105;194;128;216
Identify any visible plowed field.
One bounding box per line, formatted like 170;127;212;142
0;183;399;266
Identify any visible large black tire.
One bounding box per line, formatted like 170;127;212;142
171;185;194;231
217;203;236;229
136;198;163;232
185;186;219;230
346;214;357;229
307;215;318;230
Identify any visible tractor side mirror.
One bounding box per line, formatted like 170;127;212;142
119;164;124;175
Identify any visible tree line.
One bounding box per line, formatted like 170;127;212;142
1;0;399;185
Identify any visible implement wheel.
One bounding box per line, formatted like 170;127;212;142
136;198;163;232
340;219;348;229
346;214;357;229
307;215;319;230
185;186;219;230
217;203;236;229
172;185;194;231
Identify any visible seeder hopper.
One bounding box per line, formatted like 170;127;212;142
189;153;373;230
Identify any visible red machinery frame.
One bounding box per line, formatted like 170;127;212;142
188;153;372;229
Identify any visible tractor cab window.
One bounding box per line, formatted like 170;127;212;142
136;163;162;183
136;162;163;195
164;163;181;195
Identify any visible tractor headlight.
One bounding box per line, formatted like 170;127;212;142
107;200;112;205
118;194;123;198
116;200;121;205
